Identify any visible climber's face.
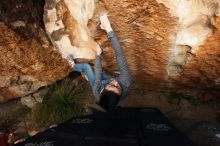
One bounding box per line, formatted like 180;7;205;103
105;80;122;95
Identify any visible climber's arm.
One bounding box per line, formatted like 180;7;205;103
100;14;131;87
107;31;131;87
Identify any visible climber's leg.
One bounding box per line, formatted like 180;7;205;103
73;63;95;87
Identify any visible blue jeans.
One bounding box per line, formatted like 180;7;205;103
73;63;110;87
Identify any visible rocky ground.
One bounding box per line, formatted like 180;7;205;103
1;83;219;146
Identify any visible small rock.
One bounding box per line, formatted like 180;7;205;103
33;88;49;103
10;20;26;28
20;95;37;108
42;44;49;48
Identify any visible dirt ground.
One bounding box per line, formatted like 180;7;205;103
1;85;220;146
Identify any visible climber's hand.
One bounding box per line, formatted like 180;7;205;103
68;60;75;68
96;46;102;55
100;14;112;33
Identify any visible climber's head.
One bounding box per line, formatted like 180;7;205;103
105;80;122;95
99;79;121;110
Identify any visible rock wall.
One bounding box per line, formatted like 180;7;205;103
44;0;101;59
157;0;220;77
92;0;178;88
91;0;220;92
0;0;220;103
0;0;70;103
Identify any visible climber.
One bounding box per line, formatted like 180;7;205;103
66;14;131;110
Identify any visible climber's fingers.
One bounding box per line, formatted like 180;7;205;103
100;14;112;32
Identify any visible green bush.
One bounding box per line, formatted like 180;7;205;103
32;78;85;127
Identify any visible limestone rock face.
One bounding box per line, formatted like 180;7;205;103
0;0;70;103
156;0;220;77
0;22;70;102
0;0;220;103
91;0;220;91
44;0;101;59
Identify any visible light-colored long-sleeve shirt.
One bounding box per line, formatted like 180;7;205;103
93;31;131;102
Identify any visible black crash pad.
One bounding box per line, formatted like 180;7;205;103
15;108;196;146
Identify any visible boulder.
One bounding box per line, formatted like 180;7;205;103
0;0;220;103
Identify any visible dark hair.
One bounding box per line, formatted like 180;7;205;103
99;89;120;110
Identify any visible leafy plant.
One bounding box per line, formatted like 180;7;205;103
32;78;86;127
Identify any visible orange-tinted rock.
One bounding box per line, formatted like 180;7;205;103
92;0;178;88
0;22;70;102
91;0;220;91
0;0;220;103
175;17;220;89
